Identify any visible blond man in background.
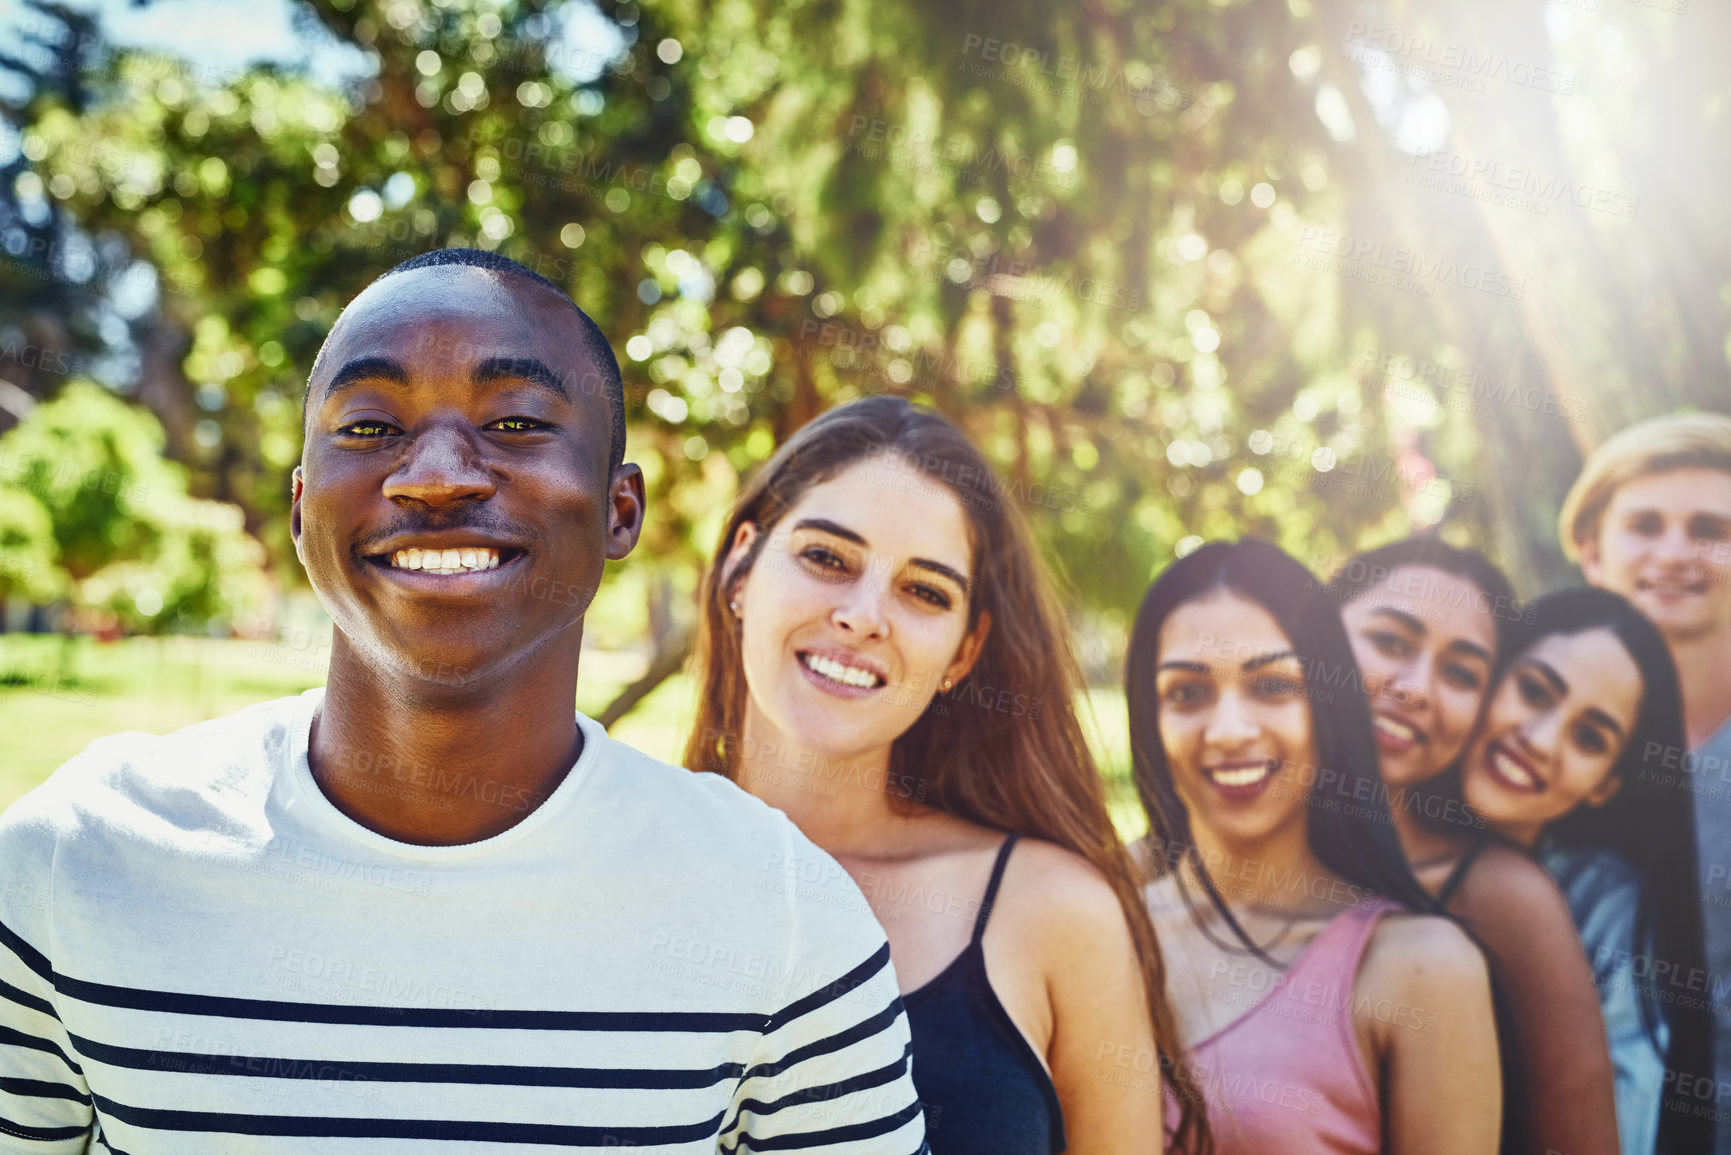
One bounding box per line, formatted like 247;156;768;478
1562;411;1731;1153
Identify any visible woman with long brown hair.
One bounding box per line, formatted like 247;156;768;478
683;395;1205;1152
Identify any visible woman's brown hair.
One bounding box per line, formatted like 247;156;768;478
683;395;1207;1151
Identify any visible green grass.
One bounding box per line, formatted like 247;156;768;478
0;636;1144;840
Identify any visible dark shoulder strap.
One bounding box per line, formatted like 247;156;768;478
1436;833;1489;907
971;834;1020;945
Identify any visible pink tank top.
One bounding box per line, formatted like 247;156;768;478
1167;899;1397;1154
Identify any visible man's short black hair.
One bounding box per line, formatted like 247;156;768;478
342;247;627;474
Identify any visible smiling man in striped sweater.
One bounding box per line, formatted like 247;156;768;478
0;249;928;1154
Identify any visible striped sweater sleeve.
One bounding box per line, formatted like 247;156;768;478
720;837;927;1154
0;796;94;1152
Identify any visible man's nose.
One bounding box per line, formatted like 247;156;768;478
381;424;497;505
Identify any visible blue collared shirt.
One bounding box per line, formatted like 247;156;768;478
1539;838;1666;1155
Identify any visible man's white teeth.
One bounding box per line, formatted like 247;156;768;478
1491;747;1540;790
1210;763;1272;788
1374;715;1420;743
801;652;883;688
389;547;501;574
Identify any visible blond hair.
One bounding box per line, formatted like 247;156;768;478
1559;411;1731;562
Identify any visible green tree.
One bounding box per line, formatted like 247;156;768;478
0;380;267;634
5;0;1729;710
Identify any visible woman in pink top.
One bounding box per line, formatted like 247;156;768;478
1126;540;1502;1154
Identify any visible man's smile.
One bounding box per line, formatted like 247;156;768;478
358;531;531;588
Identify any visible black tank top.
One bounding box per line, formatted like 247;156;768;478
903;835;1065;1154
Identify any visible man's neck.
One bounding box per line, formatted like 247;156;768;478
1670;622;1731;749
308;634;586;846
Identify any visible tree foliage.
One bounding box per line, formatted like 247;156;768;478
2;0;1728;671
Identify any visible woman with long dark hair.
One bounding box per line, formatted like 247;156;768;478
1329;537;1623;1154
1460;587;1712;1155
683;396;1206;1153
1128;538;1499;1154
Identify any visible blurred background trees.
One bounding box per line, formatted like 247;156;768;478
1;0;1727;710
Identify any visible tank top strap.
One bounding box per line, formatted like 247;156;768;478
970;834;1021;946
1281;897;1400;995
1436;832;1489;907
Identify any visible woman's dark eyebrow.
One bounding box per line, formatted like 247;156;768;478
1583;707;1627;742
1156;659;1211;674
791;517;866;545
1523;656;1569;697
1444;639;1495;664
1369;606;1427;634
790;518;970;588
908;558;969;590
1243;650;1300;672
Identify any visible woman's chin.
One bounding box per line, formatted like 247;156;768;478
1378;753;1447;792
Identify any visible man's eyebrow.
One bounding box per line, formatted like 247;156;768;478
321;357;408;401
316;356;571;404
473;357;569;400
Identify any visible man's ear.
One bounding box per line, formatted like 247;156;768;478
721;521;761;607
945;609;993;685
1577;532;1603;582
605;463;646;562
289;466;306;564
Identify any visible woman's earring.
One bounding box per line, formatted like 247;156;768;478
729;599;741;616
940;676;954;692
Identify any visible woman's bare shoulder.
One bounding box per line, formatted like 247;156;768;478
1449;842;1576;930
1360;911;1492;1009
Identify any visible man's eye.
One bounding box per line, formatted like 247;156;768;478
1691;517;1731;543
488;417;550;433
338;421;396;437
1629;512;1664;537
